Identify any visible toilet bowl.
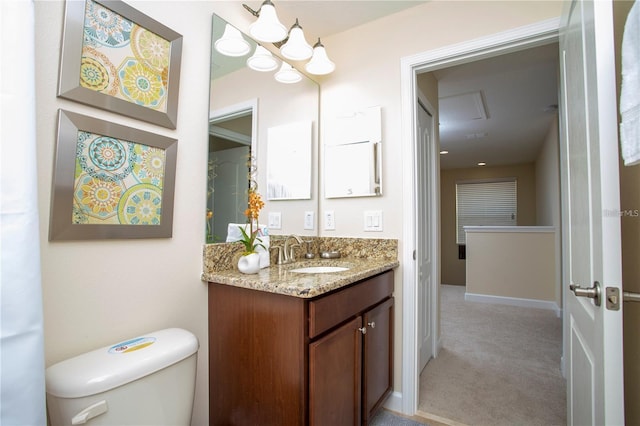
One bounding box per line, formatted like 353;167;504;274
45;328;199;426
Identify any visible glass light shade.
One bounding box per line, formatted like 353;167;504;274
274;62;302;84
280;21;313;61
247;45;278;72
249;1;287;43
305;39;335;75
214;24;250;57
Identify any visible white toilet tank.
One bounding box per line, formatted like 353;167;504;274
46;328;199;426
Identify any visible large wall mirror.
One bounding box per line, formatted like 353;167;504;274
207;14;319;243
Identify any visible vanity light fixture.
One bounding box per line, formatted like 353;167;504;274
274;62;302;84
305;38;335;75
215;24;251;57
280;19;313;61
440;150;449;155
243;2;336;76
247;45;279;72
478;162;487;166
244;0;287;43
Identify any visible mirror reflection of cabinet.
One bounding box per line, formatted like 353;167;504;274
208;14;319;242
324;106;382;198
267;121;312;200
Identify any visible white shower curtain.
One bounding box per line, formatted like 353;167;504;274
0;1;47;424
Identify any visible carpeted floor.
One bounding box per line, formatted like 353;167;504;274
418;285;566;426
369;409;430;425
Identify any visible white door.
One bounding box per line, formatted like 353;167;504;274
559;1;624;424
416;96;434;371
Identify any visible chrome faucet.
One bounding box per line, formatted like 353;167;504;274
283;235;303;264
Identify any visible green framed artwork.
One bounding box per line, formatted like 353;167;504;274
49;110;178;240
58;0;183;129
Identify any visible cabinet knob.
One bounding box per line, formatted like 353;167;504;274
358;327;367;335
367;321;376;329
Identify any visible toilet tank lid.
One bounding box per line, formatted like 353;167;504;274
45;328;199;398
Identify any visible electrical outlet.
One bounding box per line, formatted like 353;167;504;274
304;211;315;230
268;212;281;229
324;211;335;230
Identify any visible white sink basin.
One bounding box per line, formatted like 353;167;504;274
289;266;350;274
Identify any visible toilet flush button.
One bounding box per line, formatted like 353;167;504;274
71;400;108;425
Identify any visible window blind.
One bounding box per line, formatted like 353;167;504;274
456;179;517;244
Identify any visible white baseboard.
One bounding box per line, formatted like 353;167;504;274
465;292;561;316
383;391;404;414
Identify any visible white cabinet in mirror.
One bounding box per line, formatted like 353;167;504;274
267;121;313;200
324;106;382;198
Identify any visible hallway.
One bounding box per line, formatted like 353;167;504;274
418;285;565;425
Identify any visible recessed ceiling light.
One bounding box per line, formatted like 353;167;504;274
440;150;449;155
477;162;486;166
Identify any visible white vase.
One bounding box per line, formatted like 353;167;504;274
237;252;260;274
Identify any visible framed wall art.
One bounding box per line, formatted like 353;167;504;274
58;0;183;129
49;109;178;240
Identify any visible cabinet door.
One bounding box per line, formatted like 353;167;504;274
309;316;362;426
362;297;394;423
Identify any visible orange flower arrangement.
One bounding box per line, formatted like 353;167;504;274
238;187;265;255
205;209;214;243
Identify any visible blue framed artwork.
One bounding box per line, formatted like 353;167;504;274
58;0;183;129
49;110;178;240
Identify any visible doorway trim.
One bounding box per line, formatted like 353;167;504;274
209;98;259;156
398;17;560;415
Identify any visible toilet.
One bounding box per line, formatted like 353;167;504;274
45;328;199;426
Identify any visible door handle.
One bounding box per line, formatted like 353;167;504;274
623;291;640;303
570;281;601;306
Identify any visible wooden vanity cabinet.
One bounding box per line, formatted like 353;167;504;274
209;270;394;426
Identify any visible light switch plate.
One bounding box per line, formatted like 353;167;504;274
304;211;315;230
364;210;383;232
268;212;281;229
324;210;335;230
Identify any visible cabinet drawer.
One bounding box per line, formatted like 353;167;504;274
309;270;393;339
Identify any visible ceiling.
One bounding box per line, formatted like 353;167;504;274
240;1;559;170
430;43;559;170
243;1;426;39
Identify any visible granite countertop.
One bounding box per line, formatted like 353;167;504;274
203;257;399;298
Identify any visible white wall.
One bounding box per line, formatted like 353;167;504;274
534;115;562;306
536;115;561;227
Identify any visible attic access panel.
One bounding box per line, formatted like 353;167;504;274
439;91;488;124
